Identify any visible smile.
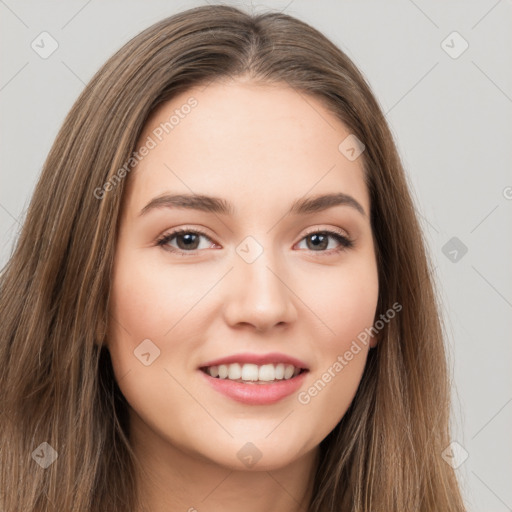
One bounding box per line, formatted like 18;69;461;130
200;362;306;383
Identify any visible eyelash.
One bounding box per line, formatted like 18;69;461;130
156;227;354;257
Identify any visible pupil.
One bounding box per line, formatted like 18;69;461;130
309;233;327;250
178;233;199;250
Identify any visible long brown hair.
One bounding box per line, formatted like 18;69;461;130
0;5;466;511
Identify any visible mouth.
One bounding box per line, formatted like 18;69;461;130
197;353;310;404
198;359;310;405
199;363;309;384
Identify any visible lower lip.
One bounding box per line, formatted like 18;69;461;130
199;369;308;405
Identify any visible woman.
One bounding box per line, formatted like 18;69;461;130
0;4;467;511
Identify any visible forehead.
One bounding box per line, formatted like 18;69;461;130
124;79;369;217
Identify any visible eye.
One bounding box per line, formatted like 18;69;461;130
156;228;217;255
295;229;353;254
156;227;354;256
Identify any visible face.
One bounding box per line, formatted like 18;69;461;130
106;78;379;472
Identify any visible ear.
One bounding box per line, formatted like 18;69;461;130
369;333;379;349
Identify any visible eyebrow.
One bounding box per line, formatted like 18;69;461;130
138;192;366;217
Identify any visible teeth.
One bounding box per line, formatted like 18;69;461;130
242;363;260;381
218;364;228;379
258;364;275;381
228;363;242;380
204;363;303;382
284;364;294;379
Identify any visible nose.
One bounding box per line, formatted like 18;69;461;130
222;249;298;333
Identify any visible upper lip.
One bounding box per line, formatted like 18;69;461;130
200;352;309;370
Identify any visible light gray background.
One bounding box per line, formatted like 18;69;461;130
1;1;511;510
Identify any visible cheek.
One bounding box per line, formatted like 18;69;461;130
105;253;191;434
308;255;379;351
108;249;200;339
106;251;169;378
106;248;216;387
295;256;378;419
332;274;378;346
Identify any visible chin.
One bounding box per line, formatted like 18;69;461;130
195;439;308;472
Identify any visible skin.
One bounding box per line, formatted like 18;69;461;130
106;77;379;512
